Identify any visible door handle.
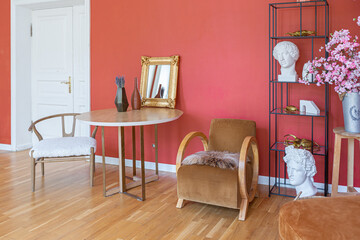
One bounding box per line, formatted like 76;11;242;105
61;76;72;94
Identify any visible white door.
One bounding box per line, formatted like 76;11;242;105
31;6;88;141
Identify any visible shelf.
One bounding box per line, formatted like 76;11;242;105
269;80;319;84
270;35;327;40
270;108;326;118
268;0;329;197
270;142;326;156
270;1;328;9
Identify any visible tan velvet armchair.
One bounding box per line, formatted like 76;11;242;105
176;119;259;221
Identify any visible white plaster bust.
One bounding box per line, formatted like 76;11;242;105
283;145;317;198
273;41;300;82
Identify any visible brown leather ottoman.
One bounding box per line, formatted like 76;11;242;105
279;195;360;240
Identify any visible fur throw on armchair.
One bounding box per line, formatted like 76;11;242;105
182;151;249;170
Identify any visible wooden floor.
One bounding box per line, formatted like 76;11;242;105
0;150;291;240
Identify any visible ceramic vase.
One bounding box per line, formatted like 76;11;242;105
131;77;141;110
115;86;129;112
342;92;360;133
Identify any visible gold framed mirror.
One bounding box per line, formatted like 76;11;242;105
140;55;179;108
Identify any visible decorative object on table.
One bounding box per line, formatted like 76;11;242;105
302;62;314;83
300;16;360;133
299;100;320;115
131;77;142;110
283;145;317;198
287;30;316;37
284;105;299;114
140;55;179;108
114;76;129;112
284;134;320;152
273;41;300;82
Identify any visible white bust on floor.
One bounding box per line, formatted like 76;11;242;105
273;41;300;82
283;145;317;198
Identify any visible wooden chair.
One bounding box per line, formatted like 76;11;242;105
176;119;259;221
28;113;98;192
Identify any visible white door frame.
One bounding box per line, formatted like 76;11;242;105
10;0;91;151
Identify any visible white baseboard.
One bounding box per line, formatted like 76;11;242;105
15;143;32;151
95;155;359;194
0;144;13;151
0;143;32;152
95;155;176;173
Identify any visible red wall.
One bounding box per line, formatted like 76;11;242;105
91;0;271;172
0;0;359;187
0;0;11;144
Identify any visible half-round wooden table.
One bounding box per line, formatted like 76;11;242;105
77;108;183;200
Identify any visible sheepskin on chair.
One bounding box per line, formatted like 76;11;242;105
182;151;246;170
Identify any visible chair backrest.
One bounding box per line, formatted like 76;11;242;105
208;119;256;153
29;113;80;141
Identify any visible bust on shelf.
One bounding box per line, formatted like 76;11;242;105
283;145;317;198
273;41;300;82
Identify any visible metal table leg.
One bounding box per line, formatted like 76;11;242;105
155;124;159;176
132;126;136;177
119;126;126;192
101;126;106;197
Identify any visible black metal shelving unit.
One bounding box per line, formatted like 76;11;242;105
268;1;329;197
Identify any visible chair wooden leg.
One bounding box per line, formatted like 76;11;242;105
31;153;36;192
238;198;249;221
41;158;45;176
176;199;185;208
90;148;95;187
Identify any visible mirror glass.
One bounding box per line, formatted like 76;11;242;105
146;65;171;99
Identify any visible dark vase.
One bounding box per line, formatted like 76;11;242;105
131;77;142;110
114;87;129;112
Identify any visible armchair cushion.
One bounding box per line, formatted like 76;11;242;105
30;137;97;158
177;163;253;209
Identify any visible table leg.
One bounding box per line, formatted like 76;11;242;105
140;126;146;200
155;124;159;176
347;138;355;192
332;134;342;197
119;126;126;193
132;126;137;177
101;126;106;197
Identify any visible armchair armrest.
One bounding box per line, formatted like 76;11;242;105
238;136;259;210
176;131;209;173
